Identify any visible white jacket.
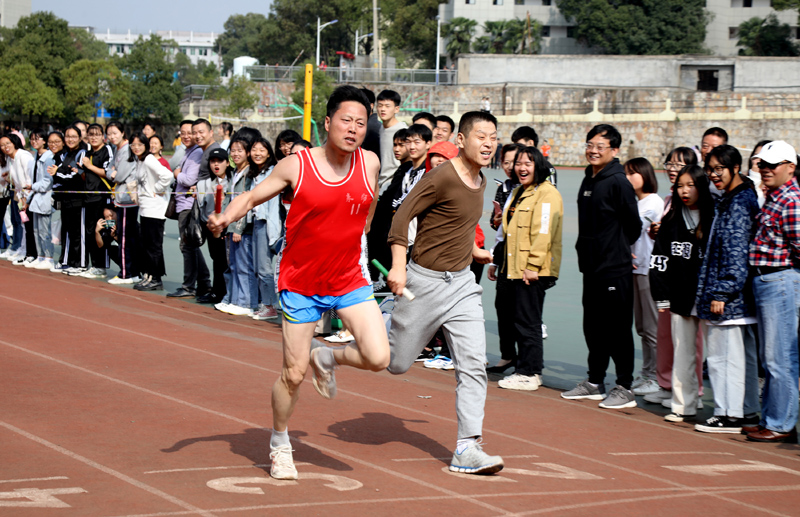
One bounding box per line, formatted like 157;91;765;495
136;154;173;219
10;149;34;197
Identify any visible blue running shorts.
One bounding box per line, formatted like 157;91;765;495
279;285;375;324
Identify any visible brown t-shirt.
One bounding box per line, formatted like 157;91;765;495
388;161;485;272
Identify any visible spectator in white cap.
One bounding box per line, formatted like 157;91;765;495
746;140;800;443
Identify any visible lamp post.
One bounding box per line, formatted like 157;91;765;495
316;17;339;67
435;16;441;86
355;29;373;58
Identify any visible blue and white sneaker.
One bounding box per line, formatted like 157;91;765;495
449;440;504;475
424;355;454;370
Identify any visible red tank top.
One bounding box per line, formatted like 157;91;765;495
278;147;374;296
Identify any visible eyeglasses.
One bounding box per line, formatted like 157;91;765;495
664;161;685;170
758;160;791;170
584;143;612;152
705;166;727;177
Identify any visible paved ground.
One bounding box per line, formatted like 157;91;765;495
3;166;800;515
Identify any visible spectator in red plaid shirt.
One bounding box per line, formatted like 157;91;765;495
746;140;800;444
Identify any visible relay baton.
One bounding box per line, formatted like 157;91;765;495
212;184;224;238
371;259;415;301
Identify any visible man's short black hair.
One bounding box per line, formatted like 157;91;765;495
511;126;539;147
703;127;728;143
412;112;437;128
179;119;194;128
393;128;408;143
586;124;622;149
457;111;498;138
435;115;455;133
192;118;212;131
326;85;371;119
405;124;433;143
376;89;401;106
360;87;376;105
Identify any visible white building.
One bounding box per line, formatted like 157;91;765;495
438;0;799;57
95;30;220;67
0;0;30;28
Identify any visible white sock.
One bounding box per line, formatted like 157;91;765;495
270;428;290;449
456;437;477;454
317;346;339;370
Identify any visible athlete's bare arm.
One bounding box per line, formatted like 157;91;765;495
363;150;380;233
207;154;300;233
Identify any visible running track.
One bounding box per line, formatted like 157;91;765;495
2;262;800;516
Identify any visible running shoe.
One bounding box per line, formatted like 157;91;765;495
310;346;337;399
449;439;504;475
561;379;606;400
599;385;637;409
269;444;298;480
424;355;454;370
498;373;539;391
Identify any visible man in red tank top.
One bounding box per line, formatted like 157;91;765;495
208;86;389;480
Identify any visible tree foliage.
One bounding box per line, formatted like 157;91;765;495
62;59;132;121
381;0;447;67
216;13;270;72
556;0;708;55
0;63;62;120
70;27;110;61
737;14;800;56
174;52;222;88
222;75;260;119
117;35;182;124
442;17;477;61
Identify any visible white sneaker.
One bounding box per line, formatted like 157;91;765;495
5;250;21;261
541;323;548;339
108;276;140;285
219;304;254;316
424;355;455;370
643;388;672;404
449;439;504;474
498;373;540;391
23;257;39;268
631;375;648;390
633;378;660;396
63;267;87;276
324;329;354;343
49;262;65;273
12;256;32;266
310;346;337;399
0;249;9;259
80;267;107;279
214;302;232;312
269;444;298;480
34;258;54;270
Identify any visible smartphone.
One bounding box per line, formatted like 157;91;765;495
493;178;503;186
106;219;116;229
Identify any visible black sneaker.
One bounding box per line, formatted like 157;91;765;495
135;279;163;291
415;348;436;362
695;416;742;434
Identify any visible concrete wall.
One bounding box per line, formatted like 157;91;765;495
457;54;800;92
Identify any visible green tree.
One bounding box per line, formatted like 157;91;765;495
382;0;447;67
117;35;182;123
62;59;132;121
174;52;222;88
0;12;79;88
215;13;269;72
737;14;800;56
442;17;477;61
70;27;110;61
222;75;260;119
556;0;708;55
286;62;334;139
0;63;63;123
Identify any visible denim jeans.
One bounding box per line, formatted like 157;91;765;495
253;219;277;306
704;323;758;419
753;268;800;433
229;233;258;309
33;213;53;258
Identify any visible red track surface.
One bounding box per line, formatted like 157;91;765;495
2;262;800;516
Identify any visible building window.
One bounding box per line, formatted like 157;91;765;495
796;26;800;39
116;45;123;53
542;0;551;5
743;0;752;6
698;70;719;91
191;47;196;55
567;26;575;38
199;48;208;56
466;0;475;4
541;26;550;37
493;0;503;4
729;27;739;39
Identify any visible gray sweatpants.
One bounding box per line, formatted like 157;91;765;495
387;261;488;439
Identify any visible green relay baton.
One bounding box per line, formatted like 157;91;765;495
371;259;416;301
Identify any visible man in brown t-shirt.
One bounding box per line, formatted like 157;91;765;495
386;111;503;475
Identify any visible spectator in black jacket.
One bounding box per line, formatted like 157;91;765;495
562;124;642;409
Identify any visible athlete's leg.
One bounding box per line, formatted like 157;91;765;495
272;319;317;432
333;300;390;371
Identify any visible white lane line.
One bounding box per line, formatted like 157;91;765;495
609;452;735;456
144;464;310;475
105;485;800;517
0;421;215;517
0;476;69;484
392;454;539;462
0;340;507;515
